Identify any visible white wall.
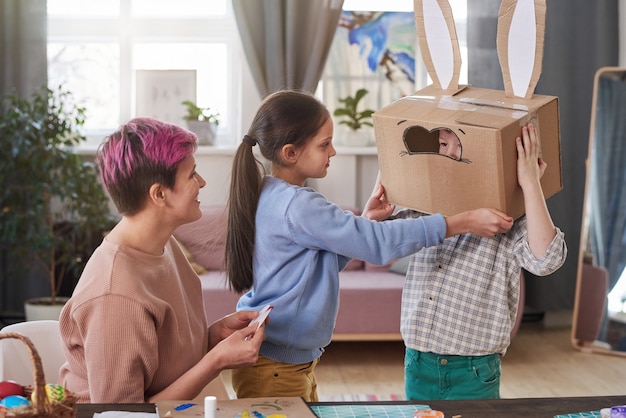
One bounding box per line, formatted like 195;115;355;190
194;147;380;209
210;53;380;210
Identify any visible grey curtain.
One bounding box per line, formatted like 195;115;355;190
0;0;47;320
589;75;626;298
232;0;344;97
0;0;47;97
467;0;619;311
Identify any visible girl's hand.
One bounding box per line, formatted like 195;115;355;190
466;208;514;237
362;172;395;221
446;208;513;238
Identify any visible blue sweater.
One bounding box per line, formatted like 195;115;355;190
236;176;446;364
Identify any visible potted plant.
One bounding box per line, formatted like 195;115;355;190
333;88;375;146
0;85;115;321
181;100;220;146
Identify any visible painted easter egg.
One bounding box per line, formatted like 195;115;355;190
30;384;66;403
0;380;23;399
0;394;30;408
45;384;67;402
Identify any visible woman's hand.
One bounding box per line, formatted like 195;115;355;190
208;310;259;349
210;322;265;370
147;314;264;403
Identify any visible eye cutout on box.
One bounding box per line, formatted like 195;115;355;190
401;125;471;164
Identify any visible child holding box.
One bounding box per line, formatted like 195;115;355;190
400;122;567;400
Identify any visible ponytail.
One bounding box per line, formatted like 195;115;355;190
225;138;263;293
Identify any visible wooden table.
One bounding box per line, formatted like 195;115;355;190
78;395;626;418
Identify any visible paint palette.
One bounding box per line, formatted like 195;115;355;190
309;403;431;418
554;411;603;418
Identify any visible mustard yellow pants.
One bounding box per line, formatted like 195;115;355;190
232;354;320;402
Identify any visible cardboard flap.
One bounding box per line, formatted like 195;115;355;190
455;110;524;129
414;0;547;99
414;0;462;92
456;96;530;128
408;83;470;98
497;0;546;99
459;97;529;112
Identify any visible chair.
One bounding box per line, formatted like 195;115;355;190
0;320;65;385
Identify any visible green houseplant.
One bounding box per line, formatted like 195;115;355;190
0;85;115;320
333;88;375;146
181;100;220;146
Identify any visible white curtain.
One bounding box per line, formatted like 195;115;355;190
232;0;344;97
0;0;47;97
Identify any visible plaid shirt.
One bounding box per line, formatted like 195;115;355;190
397;211;567;356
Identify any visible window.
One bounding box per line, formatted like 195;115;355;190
48;0;467;147
47;0;239;146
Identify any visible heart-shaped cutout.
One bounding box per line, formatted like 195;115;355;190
402;125;466;162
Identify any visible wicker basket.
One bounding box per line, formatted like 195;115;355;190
0;332;76;418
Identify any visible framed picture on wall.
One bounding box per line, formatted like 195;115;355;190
136;69;197;124
322;11;420;113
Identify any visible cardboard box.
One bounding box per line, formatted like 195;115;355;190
373;0;561;219
373;84;561;219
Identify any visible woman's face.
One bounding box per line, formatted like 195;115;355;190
168;155;206;225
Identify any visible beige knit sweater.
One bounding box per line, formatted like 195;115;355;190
58;236;208;403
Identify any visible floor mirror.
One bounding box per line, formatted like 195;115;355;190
571;67;626;357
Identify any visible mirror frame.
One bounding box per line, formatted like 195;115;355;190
571;66;626;357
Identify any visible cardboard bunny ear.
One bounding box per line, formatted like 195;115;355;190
497;0;546;99
414;0;462;92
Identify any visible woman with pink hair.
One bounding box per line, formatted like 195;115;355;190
59;117;265;403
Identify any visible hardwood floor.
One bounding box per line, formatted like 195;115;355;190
312;322;626;399
219;321;626;399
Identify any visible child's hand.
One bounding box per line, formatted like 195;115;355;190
516;122;547;191
362;172;395;221
515;122;558;257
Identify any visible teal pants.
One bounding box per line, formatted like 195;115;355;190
404;348;501;400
